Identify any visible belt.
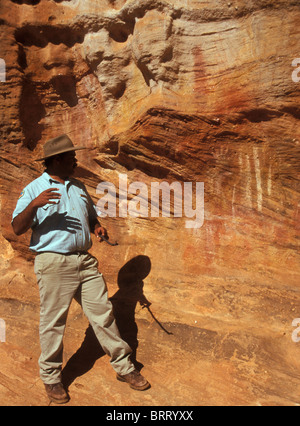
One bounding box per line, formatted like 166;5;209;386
36;250;88;256
67;251;88;256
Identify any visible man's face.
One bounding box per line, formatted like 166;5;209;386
57;151;77;176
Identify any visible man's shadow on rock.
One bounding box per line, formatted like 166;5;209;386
110;255;152;371
61;255;152;390
61;324;106;391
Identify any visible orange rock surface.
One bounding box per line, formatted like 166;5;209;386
0;0;299;406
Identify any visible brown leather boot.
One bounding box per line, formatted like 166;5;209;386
44;383;69;404
116;369;150;391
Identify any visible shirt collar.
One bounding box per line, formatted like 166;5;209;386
42;171;71;187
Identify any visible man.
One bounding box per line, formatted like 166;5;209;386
12;134;150;404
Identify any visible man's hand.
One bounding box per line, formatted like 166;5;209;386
94;223;108;242
32;188;61;208
94;224;118;246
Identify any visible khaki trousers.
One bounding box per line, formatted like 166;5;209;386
34;252;134;385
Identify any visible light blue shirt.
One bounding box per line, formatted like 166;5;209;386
12;172;99;254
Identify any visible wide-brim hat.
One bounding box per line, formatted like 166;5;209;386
35;134;87;161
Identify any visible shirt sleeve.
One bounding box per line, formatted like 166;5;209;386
81;184;101;227
12;185;37;226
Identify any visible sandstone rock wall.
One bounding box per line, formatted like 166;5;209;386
0;0;299;406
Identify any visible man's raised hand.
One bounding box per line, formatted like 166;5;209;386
33;188;61;208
